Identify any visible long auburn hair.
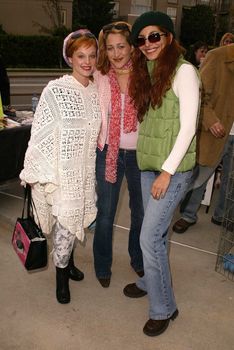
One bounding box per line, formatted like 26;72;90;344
129;28;185;122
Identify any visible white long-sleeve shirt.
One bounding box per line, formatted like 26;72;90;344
162;64;200;174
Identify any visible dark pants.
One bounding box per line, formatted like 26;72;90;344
93;145;144;278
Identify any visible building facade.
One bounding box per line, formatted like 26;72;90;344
0;1;232;38
0;0;73;35
112;0;234;39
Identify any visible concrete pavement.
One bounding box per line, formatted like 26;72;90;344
0;179;233;350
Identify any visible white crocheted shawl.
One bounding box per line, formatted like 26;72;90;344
20;75;101;241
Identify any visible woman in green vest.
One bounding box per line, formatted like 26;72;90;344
123;11;200;336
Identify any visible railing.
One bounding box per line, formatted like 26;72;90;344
8;69;70;110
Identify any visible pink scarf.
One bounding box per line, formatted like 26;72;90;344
105;62;137;183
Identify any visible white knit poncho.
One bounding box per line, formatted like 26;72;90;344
20;75;101;241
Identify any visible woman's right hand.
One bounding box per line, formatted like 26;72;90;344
151;171;171;200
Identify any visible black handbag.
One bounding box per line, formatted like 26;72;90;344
12;185;48;270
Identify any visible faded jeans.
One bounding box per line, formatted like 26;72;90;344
180;135;234;223
179;165;216;223
137;170;192;319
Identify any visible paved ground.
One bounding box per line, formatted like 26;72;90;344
0;179;233;350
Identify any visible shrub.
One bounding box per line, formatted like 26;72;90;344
0;34;65;68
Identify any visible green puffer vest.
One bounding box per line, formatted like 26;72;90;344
137;58;196;172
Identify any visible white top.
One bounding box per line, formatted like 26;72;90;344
162;64;200;174
20;75;101;241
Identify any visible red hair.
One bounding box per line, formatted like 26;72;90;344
66;36;98;59
129;29;185;122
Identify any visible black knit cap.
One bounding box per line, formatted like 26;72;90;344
131;11;175;46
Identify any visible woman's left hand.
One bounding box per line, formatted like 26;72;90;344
151;171;171;200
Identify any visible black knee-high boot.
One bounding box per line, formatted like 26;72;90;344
68;250;84;281
56;266;70;304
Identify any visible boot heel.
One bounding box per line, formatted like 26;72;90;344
68;250;84;281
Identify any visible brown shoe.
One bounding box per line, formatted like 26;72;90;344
143;309;179;337
123;283;147;298
172;218;196;234
97;277;111;288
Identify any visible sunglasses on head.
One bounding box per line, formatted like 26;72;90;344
103;23;130;33
135;32;167;47
71;32;96;40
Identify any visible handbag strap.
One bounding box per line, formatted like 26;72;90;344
21;184;29;218
21;184;42;230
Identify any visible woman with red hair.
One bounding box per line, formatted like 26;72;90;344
123;12;200;336
20;29;101;304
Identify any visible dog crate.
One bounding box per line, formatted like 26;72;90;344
215;139;234;281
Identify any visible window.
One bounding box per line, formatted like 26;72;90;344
167;7;177;26
61;9;67;26
167;7;177;17
130;0;152;15
110;1;120;18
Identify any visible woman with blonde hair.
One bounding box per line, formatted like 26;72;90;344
93;21;144;288
219;32;234;46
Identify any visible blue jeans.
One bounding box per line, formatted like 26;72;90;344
93;145;144;278
180;165;216;223
213;135;234;222
180;135;234;223
137;170;192;319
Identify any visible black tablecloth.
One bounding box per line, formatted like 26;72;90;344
0;125;31;182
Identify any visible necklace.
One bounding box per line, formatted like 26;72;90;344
115;67;132;75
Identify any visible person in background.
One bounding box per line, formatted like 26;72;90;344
20;29;101;304
185;40;208;69
173;43;234;234
219;32;234;47
211;33;234;225
211;122;234;226
123;11;200;336
93;21;144;288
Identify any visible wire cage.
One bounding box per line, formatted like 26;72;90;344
215;138;234;281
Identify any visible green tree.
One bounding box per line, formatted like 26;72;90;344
72;0;115;36
180;5;215;48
